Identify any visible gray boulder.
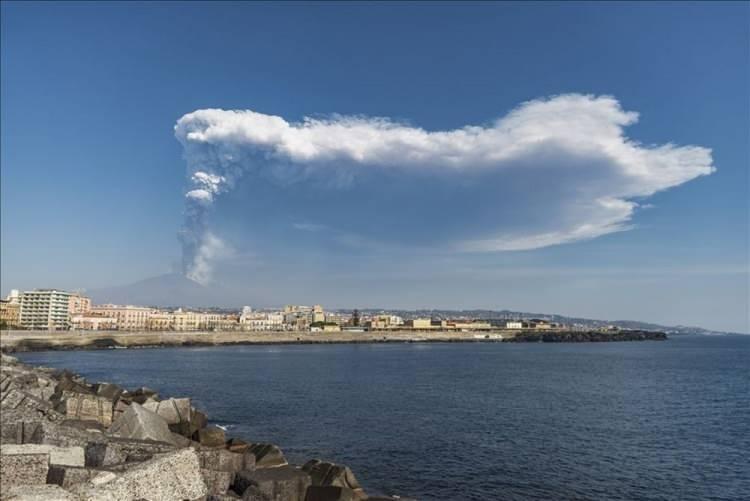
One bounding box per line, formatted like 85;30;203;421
304;486;356;501
47;464;104;489
246;443;287;468
196;426;226;447
3;484;77;500
197;447;245;472
94;383;124;402
85;436;177;467
130;386;159;404
108;402;177;445
143;397;191;425
1;387;57;416
62;390;114;427
202;468;235;495
234;466;311;501
1;444;84;467
0;445;50;496
71;448;207;501
302;460;362;494
227;438;250;453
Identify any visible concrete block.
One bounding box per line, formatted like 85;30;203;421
143;397;191;425
302;460;361;491
108;402;176;445
1;444;84;467
71;448;207;501
234;466;311;501
196;426;226;447
304;486;356;501
3;484;77;500
247;443;287;468
85;437;177;467
47;464;101;489
202;468;234;495
94;383;124;402
63;391;113;427
227;438;250;453
0;445;50;495
197;447;245;472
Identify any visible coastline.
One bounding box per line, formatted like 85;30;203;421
0;329;667;353
0;351;405;500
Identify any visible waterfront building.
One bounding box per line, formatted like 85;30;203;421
68;293;92;315
0;291;21;328
367;314;405;330
240;310;284;331
449;321;492;331
71;312;118;330
91;305;156;331
311;305;325;324
19;289;74;330
282;305;315;330
505;321;524;329
171;309;228;331
405;318;433;330
146;311;174;331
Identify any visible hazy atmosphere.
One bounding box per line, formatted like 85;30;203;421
2;2;748;333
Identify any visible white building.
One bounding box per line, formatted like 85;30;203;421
19;289;74;330
240;308;284;331
505;321;524;329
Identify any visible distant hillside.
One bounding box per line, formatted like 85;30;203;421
89;273;212;308
352;308;738;336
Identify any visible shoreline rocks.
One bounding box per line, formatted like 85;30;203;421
0;352;412;501
506;330;667;343
0;329;668;354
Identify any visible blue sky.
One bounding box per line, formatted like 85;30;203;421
2;2;748;332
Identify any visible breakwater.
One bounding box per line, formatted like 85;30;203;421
0;351;407;500
507;330;668;342
0;329;666;353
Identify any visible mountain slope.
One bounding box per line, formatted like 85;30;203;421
89;273;212;308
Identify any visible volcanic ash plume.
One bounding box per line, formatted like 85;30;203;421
174;95;715;284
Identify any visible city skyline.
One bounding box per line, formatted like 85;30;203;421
2;2;748;333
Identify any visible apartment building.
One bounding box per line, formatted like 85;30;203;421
91;305;155;331
71;312;118;330
19;289;73;330
0;291;21;328
240;310;284;331
69;293;92;315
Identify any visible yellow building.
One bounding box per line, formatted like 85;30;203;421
91;305;156;331
0;300;20;328
406;318;433;330
146;312;174;331
71;312;118;330
449;321;492;331
69;293;92;315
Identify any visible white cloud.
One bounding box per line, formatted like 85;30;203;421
292;222;327;232
174;94;714;276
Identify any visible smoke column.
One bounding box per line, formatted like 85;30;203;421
174;95;714;284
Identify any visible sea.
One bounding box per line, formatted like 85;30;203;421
17;334;750;501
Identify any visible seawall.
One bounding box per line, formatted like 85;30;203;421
1;329;666;353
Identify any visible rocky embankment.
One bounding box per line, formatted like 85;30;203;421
0;352;410;501
506;330;667;342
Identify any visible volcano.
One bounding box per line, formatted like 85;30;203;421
89;273;216;308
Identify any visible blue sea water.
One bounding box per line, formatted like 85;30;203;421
17;335;750;500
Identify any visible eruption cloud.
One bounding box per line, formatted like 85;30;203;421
174;94;714;283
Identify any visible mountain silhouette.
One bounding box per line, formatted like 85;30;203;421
89;273;215;308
